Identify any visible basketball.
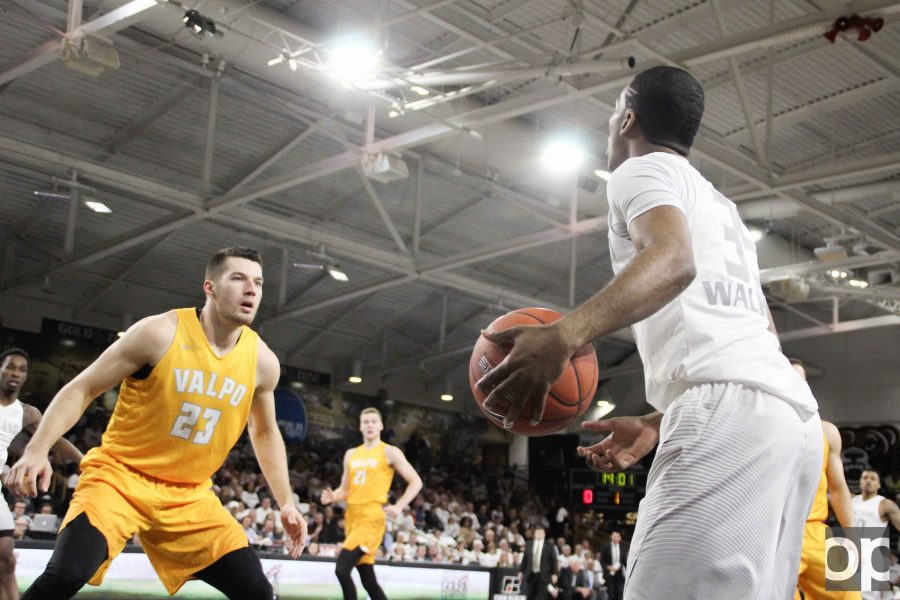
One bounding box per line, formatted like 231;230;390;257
468;308;599;436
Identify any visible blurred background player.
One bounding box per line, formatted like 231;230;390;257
5;247;307;600
0;348;82;600
321;407;422;600
790;358;858;600
853;470;900;600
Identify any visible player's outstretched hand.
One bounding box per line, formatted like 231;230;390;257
383;504;402;520
320;487;335;505
5;450;52;497
476;324;573;428
577;415;661;472
281;504;307;559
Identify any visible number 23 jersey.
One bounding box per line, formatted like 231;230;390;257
606;153;816;418
95;308;258;484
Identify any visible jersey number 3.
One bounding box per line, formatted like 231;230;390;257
170;401;221;444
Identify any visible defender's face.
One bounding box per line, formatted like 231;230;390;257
208;257;264;325
860;471;881;494
0;355;28;396
360;413;383;440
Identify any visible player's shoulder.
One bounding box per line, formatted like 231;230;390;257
821;420;841;442
607;154;678;195
121;311;179;356
254;338;280;386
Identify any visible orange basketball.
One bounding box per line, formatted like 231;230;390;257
468;307;599;436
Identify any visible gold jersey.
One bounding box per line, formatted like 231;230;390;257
94;308;258;484
807;432;829;523
346;441;395;505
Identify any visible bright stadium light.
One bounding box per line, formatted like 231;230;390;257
540;136;586;172
326;38;380;82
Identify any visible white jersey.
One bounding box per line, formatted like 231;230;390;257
0;399;24;479
852;494;887;529
607;153;817;417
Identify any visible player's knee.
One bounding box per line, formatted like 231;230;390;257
335;562;353;579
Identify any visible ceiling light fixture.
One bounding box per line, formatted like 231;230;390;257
348;359;363;384
326;264;349;282
326;38;380;82
85;200;112;213
540;136;586;172
748;228;765;242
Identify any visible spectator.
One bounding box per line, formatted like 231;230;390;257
13;516;30;541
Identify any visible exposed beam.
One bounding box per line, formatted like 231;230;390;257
227;126;317;194
733;152;900;201
355;167;410;255
726;78;900;144
287;294;376;359
419;193;487;238
759;250;900;283
202;77;219;195
778;315;900;341
100;83;197;159
488;0;539;22
75;232;175;317
0;0;163;86
710;0;768;168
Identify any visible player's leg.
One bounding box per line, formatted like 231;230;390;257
193;547;272;600
796;521;861;600
20;513;109;600
22;454;152;600
140;483;263;596
335;548;365;600
0;498;18;600
623;383;822;600
357;564;387;600
0;535;17;600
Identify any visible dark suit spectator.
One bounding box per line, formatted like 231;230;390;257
519;526;558;600
559;557;593;600
601;532;628;600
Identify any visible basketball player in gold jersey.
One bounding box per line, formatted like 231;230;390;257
790;359;858;600
321;407;422;600
5;247;307;600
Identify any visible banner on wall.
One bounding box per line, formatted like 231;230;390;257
15;547;492;599
274;387;308;443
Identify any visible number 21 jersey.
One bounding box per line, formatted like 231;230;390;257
96;308;258;484
606;153;816;417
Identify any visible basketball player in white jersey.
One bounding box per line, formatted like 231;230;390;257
0;348;83;600
477;66;822;599
853;470;900;600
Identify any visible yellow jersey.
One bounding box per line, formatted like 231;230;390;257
94;308;258;484
346;441;395;505
807;432;830;522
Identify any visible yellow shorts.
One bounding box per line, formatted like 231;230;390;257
62;450;248;594
343;503;386;565
795;521;861;600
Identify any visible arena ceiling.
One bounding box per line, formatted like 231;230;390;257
1;0;899;410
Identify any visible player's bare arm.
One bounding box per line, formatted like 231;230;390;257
321;449;353;505
383;445;423;519
881;497;900;530
5;311;176;497
21;404;83;465
477;204;696;426
823;421;854;528
247;339;307;558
